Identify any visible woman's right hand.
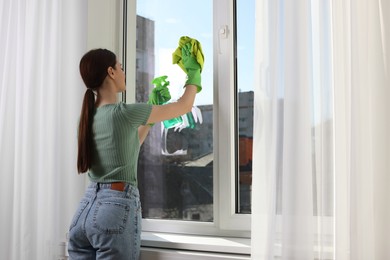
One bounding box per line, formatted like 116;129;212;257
182;43;202;92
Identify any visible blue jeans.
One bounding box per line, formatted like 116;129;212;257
68;182;142;260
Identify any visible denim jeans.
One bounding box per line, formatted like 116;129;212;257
68;182;142;260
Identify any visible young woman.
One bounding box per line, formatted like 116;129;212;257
68;45;201;259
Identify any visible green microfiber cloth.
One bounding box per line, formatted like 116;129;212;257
172;36;204;73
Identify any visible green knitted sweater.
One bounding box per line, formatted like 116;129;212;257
88;102;152;186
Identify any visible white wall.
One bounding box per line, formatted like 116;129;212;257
87;0;122;52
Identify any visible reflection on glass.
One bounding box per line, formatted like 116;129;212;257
136;0;213;222
236;0;255;214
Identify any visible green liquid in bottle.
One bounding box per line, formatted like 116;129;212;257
163;116;183;129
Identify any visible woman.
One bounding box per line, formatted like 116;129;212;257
68;45;201;259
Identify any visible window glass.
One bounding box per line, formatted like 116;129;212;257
236;0;255;214
136;0;213;222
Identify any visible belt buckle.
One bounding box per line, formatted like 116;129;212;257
111;182;125;191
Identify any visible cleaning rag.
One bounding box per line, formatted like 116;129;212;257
172;36;204;73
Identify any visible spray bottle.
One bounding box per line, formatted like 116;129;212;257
151;76;183;129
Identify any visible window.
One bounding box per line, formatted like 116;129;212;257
125;0;253;236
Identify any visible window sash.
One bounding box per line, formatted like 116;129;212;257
124;0;252;235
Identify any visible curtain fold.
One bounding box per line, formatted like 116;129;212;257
333;0;390;259
0;0;87;259
252;0;331;259
252;0;389;259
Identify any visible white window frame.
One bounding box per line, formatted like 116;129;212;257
123;0;251;238
214;0;252;232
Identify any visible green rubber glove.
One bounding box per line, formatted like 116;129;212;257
148;75;171;105
182;43;202;93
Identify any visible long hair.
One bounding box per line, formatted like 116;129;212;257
77;49;117;173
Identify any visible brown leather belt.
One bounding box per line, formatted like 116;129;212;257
110;182;126;191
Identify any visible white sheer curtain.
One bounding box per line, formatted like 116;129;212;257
333;0;390;259
252;0;389;259
0;0;87;259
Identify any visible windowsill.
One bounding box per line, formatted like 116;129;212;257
141;232;251;255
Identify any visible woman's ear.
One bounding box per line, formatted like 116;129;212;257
107;67;115;79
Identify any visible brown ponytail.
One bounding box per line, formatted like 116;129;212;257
77;49;117;173
77;89;95;173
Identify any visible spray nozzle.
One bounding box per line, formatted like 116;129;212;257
151;75;170;89
150;75;171;105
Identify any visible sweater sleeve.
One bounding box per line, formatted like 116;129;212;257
117;102;152;127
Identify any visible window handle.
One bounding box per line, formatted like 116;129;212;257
218;25;229;54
